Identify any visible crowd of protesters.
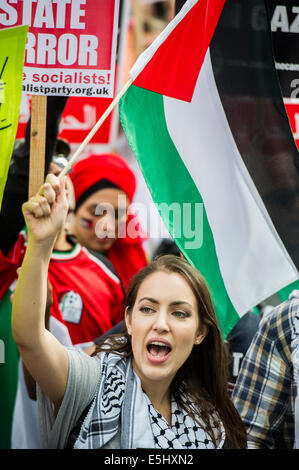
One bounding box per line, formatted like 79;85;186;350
0;96;298;451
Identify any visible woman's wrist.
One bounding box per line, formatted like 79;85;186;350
26;235;56;261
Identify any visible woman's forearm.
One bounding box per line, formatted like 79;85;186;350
11;175;70;408
12;240;54;350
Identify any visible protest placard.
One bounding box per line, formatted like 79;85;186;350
0;1;121;195
268;0;299;150
0;25;28;209
15;0;130;154
284;100;299;150
0;0;120;98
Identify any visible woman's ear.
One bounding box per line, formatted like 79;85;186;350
194;324;208;345
125;306;132;335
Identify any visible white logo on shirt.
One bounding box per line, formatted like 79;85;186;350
59;291;83;324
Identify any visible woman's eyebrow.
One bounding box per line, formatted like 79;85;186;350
87;203;98;211
138;297;159;304
138;298;192;308
169;301;192;307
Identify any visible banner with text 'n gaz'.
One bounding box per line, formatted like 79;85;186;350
0;25;28;211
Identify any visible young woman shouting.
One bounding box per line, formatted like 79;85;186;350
11;174;246;449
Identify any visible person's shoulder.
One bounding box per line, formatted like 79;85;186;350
80;247;122;285
261;297;299;325
66;346;103;370
259;297;299;345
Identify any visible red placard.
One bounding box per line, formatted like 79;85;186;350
284;99;299;151
0;0;119;97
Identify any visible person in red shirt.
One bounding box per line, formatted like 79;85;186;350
69;153;148;293
48;237;124;347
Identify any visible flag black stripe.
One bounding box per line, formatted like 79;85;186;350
209;0;299;269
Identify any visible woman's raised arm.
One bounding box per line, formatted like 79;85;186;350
12;174;69;412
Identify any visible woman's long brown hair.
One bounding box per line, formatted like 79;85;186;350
93;255;247;449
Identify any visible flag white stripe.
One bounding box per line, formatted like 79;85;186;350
164;50;298;314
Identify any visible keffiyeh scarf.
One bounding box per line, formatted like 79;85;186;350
74;352;224;449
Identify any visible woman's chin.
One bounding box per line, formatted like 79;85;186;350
91;237;116;252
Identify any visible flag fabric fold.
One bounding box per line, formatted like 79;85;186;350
119;0;299;337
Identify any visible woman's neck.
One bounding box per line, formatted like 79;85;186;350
148;388;172;425
131;360;173;424
142;381;172;426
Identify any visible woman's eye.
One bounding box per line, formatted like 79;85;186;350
140;306;155;314
173;310;190;318
91;209;107;218
80;218;93;229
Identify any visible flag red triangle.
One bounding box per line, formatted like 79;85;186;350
133;0;226;102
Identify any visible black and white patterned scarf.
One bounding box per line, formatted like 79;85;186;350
147;398;224;449
74;351;224;449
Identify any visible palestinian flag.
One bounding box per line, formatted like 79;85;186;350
119;0;299;337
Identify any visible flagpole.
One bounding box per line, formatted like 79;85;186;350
58;77;133;180
28;95;47;197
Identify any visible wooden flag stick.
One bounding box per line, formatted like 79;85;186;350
58;77;133;180
28;94;47;197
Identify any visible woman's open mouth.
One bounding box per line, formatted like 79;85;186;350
146;340;172;364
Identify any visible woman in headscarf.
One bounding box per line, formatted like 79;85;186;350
69;153;148;291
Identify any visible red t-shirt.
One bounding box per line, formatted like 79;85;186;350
0;231;27;300
48;245;124;346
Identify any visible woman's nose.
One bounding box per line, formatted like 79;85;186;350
152;311;170;333
101;214;115;231
95;212;116;236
